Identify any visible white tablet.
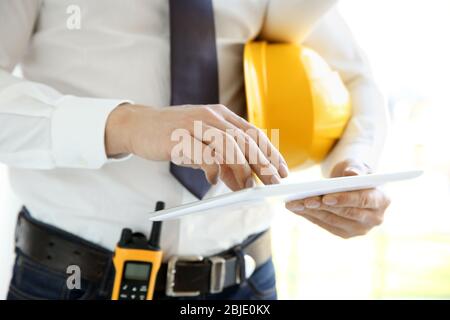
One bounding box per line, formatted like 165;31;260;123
149;170;423;221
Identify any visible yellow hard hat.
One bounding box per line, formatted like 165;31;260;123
244;41;352;169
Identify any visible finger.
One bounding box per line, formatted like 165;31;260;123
317;205;383;226
204;119;281;185
209;104;289;178
189;138;244;191
174;136;221;185
322;188;384;209
246;127;287;178
285;200;305;212
343;163;371;176
199;125;253;190
330;159;372;178
304;196;322;209
201;162;220;185
232;129;282;185
301;209;368;236
218;165;242;191
285;196;322;211
298;214;353;239
287;199;382;225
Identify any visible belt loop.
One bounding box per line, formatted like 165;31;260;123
233;245;246;285
15;209;24;243
14;210;25;252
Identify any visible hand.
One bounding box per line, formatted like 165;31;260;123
285;159;390;238
105;103;289;191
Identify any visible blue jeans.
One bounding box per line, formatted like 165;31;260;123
7;251;277;300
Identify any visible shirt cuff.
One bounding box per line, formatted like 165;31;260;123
51;95;132;169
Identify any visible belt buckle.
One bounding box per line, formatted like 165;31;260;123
209;256;226;294
166;255;203;297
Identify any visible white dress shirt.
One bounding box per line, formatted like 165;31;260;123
0;0;387;257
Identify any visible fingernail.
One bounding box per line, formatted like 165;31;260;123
279;163;289;178
345;167;362;176
323;196;337;206
286;202;304;212
245;177;255;188
270;175;281;184
305;199;320;209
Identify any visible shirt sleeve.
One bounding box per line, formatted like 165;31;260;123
0;0;131;170
260;0;338;43
302;8;389;176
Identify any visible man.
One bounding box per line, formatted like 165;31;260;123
0;0;389;300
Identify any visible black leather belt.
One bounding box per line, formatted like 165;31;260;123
15;208;272;297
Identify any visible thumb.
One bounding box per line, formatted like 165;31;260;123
330;159;372;178
201;162;220;185
343;166;363;176
343;162;372;176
